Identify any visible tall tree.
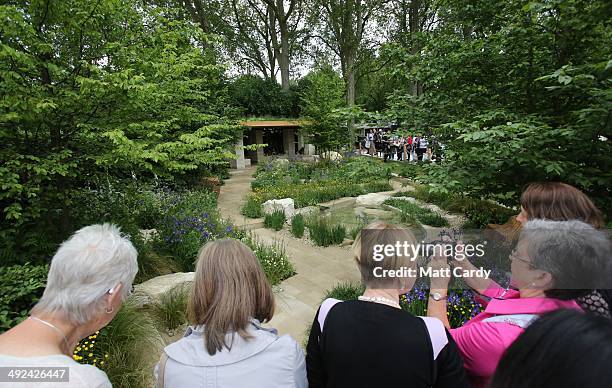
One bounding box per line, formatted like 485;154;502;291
228;0;279;80
310;0;387;107
262;0;300;90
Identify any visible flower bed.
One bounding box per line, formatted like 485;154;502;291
243;180;392;218
324;282;483;328
243;157;394;218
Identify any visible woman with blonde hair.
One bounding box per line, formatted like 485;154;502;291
306;222;468;388
155;238;306;388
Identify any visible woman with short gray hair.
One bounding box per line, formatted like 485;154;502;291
0;224;138;388
427;219;612;388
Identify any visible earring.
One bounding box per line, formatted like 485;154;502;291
105;306;114;314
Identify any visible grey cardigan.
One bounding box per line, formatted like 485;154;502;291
155;320;307;388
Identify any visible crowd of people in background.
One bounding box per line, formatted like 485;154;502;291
0;182;611;388
361;128;438;162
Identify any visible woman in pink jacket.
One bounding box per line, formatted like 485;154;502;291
427;219;611;388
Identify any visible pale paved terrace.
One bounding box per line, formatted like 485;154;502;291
217;167;361;344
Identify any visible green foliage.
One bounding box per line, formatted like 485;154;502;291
384;199;449;227
153;191;230;272
264;210;286;231
240;234;295;286
0;263;48;332
0;0;240;263
384;0;611;213
92;302;164;388
148;284;189;332
244;180;391;216
347;220;368;240
251;161;305;190
299;65;348;150
462;201;516;229
324;283;365;301
252;157;391;190
229;75;300;117
69;184;217;279
398;184;516;228
307;217;347;246
291;214;305;238
244;157;393;218
241;198;264;218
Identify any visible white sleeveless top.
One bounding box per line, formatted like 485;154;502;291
0;353;111;388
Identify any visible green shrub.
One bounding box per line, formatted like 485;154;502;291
347;216;370;240
417;212;450;227
134;250;181;285
291;214;305;238
384;199;449;227
463;201;515;228
387;161;426;180
88;302;164;388
308;217;346;246
0;263;48;332
241;235;295;285
251;161;303;190
242;157;394;220
148;284;189;332
399;210;420;226
406;184;515;228
153;190;230;272
242;197;263;218
410;185;469;214
264;210;286;231
243;179;392;217
324;282;365;301
392;191;416;198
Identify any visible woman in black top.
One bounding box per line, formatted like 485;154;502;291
306;222;469;388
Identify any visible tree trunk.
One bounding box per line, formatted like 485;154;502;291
409;0;421;96
346;53;356;106
279;21;290;91
346;53;356;147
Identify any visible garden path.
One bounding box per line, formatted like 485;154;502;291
217;167;463;344
218;167;361;344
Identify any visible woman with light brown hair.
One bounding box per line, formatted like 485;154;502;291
154;239;307;388
516;182;605;229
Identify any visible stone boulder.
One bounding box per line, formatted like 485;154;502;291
320;151;343;161
262;198;295;219
293;206;318;218
355;192;392;208
134;272;194;305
